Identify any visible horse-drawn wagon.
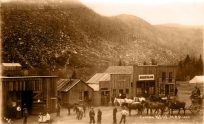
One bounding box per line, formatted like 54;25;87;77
188;76;204;114
189;96;203;114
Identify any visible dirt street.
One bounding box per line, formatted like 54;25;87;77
10;106;203;124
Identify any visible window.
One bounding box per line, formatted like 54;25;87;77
160;84;164;94
162;72;166;82
169;72;173;82
170;84;174;93
131;82;133;87
119;89;123;94
126;89;129;94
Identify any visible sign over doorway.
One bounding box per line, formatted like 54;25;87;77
138;74;154;81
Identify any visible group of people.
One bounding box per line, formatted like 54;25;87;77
88;106;128;124
89;107;102;124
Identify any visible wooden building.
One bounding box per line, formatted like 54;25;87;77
1;76;58;117
133;65;177;97
1;63;59;119
57;79;94;105
86;73;110;106
87;65;177;105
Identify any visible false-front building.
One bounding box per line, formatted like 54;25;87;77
87;65;177;106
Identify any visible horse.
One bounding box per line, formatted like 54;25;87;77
144;101;167;115
73;106;84;120
114;98;125;106
124;101;145;116
133;97;146;102
124;98;134;104
167;100;186;115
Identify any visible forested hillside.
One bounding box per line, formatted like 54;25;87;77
1;1;203;80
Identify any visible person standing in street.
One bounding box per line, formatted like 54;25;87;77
67;103;71;115
119;107;128;124
23;104;28;124
113;107;117;124
89;107;95;124
97;109;102;124
57;103;61;116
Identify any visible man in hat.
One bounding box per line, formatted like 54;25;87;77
97;109;102;124
89;107;95;124
113;107;117;124
23;104;28;124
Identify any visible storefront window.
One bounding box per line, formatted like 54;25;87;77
126;89;129;94
170;84;174;93
137;88;142;95
160;84;164;94
162;72;166;82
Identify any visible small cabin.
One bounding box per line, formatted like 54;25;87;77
57;79;94;106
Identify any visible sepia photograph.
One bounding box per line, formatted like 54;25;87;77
0;0;203;124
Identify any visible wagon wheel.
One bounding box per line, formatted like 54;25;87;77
189;104;201;114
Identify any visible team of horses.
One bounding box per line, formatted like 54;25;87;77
114;95;186;116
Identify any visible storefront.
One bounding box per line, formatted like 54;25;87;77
1;76;58;118
133;65;177;97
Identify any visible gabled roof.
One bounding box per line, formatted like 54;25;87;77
86;73;110;84
104;66;133;74
57;79;93;92
86;73;110;91
88;83;99;91
57;79;79;92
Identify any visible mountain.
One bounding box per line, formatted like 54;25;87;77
1;1;203;81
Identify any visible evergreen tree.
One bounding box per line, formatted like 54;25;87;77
118;59;123;66
151;59;157;65
71;69;77;79
184;54;191;65
143;61;147;65
197;54;203;75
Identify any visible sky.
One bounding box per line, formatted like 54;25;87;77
79;0;204;25
1;0;204;25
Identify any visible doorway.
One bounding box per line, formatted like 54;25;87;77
165;85;170;96
21;91;33;113
84;91;89;102
101;91;110;106
137;81;155;97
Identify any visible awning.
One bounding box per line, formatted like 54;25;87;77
189;76;204;84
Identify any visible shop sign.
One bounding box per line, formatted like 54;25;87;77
139;74;154;80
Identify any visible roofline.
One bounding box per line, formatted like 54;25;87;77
110;73;132;75
87;83;99;91
135;65;177;67
1;76;59;79
59;79;94;92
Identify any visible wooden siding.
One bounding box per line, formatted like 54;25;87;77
99;81;110;89
93;91;101;106
133;65;177;96
66;81;93;105
110;74;132;98
2;77;58;117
